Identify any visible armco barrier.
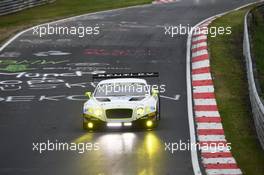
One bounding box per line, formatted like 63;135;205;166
243;6;264;150
0;0;55;16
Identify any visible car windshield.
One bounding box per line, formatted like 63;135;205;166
94;82;149;97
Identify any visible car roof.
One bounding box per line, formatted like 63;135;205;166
98;78;147;85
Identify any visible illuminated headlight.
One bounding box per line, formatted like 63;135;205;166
146;120;153;127
87;122;94;129
87;107;103;116
94;108;103;116
107;123;122;127
145;106;156;113
136;107;145;115
87;108;93;113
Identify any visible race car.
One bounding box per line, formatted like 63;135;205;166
82;72;160;130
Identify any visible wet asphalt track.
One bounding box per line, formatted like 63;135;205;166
0;0;257;175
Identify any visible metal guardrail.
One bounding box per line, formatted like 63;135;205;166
243;6;264;150
0;0;55;16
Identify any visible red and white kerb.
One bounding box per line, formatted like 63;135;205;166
191;19;243;175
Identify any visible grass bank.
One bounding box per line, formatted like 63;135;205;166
0;0;152;45
208;6;264;175
251;5;264;97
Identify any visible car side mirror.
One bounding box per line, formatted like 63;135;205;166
85;92;92;99
151;89;159;96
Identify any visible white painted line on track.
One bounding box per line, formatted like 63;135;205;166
186;12;203;175
0;3;153;51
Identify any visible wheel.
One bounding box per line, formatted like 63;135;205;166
156;96;161;120
83;118;88;130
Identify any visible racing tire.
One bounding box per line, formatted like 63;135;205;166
156;95;161;121
83;119;88;130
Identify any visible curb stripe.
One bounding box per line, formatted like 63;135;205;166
194;99;217;106
192;46;208;52
199;141;228;146
196;117;222;123
192;39;207;45
193;80;213;86
192;33;206;37
202;152;233;158
197;129;225;135
192;49;208;57
200;146;231;153
193;92;215;99
198;135;226;141
195;111;220;117
205;169;242;175
204;164;239;169
193;35;207;42
192;54;209;62
195;105;218;111
190;18;242;175
202;157;236;164
193;86;214;93
192;60;210;69
192;73;212;81
197;123;223;129
192;67;211;74
192;42;207;49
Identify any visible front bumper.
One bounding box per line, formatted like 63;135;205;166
83;112;157;129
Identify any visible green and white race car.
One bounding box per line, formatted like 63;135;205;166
82;73;160;130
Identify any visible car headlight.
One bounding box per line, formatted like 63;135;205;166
136;107;145;115
87;107;103;117
94;108;103;116
145;106;156;113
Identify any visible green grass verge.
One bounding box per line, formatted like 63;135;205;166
251;6;264;98
0;0;152;45
208;7;264;175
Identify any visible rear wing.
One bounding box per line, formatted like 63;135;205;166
92;72;159;79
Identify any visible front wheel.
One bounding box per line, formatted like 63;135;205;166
156;96;161;120
83;118;88;130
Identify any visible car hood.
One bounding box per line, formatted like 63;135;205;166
97;96;146;109
95;96;145;103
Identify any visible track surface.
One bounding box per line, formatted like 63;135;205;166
0;0;256;175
